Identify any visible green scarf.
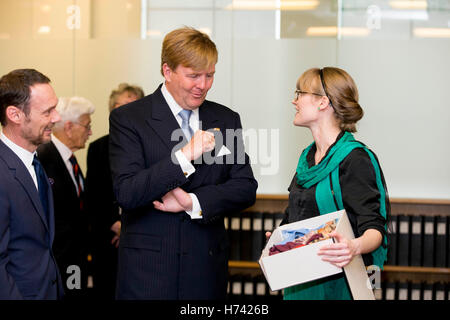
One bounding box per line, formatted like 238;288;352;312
284;131;387;300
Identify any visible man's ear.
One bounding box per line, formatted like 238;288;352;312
5;106;23;124
162;63;173;82
63;120;73;137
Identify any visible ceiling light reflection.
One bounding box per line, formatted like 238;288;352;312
414;28;450;38
306;27;370;37
38;26;51;34
226;0;319;11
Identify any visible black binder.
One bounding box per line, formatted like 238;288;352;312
381;281;397;300
272;211;284;230
435;216;447;268
240;211;253;261
242;274;254;301
410;215;423;266
398;282;410;300
253;274;267;300
397;215;410;266
228;211;241;261
423;216;435;267
410;282;422;300
445;282;450;301
229;273;245;301
423;282;433;300
447;216;450;268
224;213;229;232
262;212;274;247
265;285;281;301
434;282;446;301
386;215;398;265
383;281;396;300
251;211;264;261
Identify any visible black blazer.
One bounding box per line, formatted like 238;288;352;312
86;135;120;246
37;141;89;278
109;85;258;299
0;140;63;299
85;134;120;274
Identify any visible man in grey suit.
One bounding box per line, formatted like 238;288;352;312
0;69;63;299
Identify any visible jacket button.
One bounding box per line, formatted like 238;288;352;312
52;279;57;285
209;250;213;256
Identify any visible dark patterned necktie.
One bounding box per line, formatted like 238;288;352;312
33;155;49;219
69;154;84;210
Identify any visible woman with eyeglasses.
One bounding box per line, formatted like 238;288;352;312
275;67;390;300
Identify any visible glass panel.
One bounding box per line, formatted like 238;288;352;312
338;0;450;198
0;0;448;197
91;0;141;39
281;0;338;38
0;0;75;96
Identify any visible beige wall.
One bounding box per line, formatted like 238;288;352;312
1;0;449;198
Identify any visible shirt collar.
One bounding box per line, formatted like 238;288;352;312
161;82;199;120
51;134;73;161
0;130;36;168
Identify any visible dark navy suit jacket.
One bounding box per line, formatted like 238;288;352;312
37;141;89;294
109;85;258;299
0;140;63;299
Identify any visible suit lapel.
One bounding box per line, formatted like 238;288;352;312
199;102;222;155
199;102;221;133
0;141;50;233
45;141;80;199
146;85;186;153
46;171;55;243
144;89;225;190
40;141;77;242
15;167;50;233
187;102;224;187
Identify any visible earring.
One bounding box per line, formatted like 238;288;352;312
317;107;320;110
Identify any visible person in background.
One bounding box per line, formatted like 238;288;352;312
109;27;257;299
37;96;95;299
86;83;144;299
0;68;63;299
275;67;390;300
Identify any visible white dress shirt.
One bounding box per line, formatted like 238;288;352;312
161;83;203;219
1;131;38;190
51;134;84;194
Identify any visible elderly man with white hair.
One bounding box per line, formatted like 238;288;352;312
37;96;95;300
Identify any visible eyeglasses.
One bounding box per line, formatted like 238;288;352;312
74;122;91;130
294;68;334;108
294;89;324;101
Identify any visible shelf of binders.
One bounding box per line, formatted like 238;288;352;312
226;197;450;267
226;197;450;300
228;261;450;283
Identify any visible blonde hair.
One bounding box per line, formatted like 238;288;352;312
109;83;144;112
160;27;218;75
297;67;363;132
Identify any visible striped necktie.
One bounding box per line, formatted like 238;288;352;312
178;109;194;141
69;154;84;209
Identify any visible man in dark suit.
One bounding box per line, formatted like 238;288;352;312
0;68;63;299
86;83;144;299
109;27;258;300
37;96;94;299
